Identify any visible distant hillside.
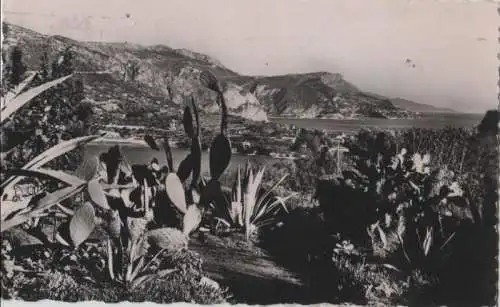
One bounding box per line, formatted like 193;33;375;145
390;97;457;114
3;22;414;123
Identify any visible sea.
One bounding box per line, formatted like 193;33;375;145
84;113;484;167
84;144;269;175
270;113;483;132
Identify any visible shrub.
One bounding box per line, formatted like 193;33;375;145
315;123;498;305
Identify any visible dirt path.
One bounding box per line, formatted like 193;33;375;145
189;233;313;304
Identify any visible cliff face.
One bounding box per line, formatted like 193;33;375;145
248;72;411;119
4;22;416;122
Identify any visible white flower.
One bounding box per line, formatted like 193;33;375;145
412;153;431;174
448;182;464;197
422;154;431;165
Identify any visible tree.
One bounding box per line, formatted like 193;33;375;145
3;44;94;172
8;46;27;87
51;46;74;78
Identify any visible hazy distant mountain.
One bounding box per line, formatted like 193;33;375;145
3;22;414;122
388;97;456;114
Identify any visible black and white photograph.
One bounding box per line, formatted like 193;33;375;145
1;0;498;306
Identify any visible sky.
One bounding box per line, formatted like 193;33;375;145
3;0;498;113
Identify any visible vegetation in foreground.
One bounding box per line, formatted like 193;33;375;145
259;115;498;305
1;38;498;306
1;48;230;303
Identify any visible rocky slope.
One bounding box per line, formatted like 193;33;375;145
3;22;416;122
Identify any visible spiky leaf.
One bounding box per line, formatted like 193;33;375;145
55;222;72;247
1;74;73;124
3;168;85;187
1;135;102;194
30;183;86;215
2;71;38;105
5;228;43;246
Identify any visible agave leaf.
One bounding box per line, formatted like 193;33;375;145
376;224;388;250
253;193;295;222
230;201;243;226
56;203;74;216
88;179;110;210
2;71;38;106
130;269;177;289
182;106;194;138
70;202;96;248
1;184;85;232
5;228;43;246
55;222;72;247
144;135;160;151
165;173;187;213
30;183;86;215
235;166;242;203
130;273;154;290
439;232;456;251
130;237;149;263
107;239;115;280
177;154;194;183
254;173;288;217
423;227;433;256
1;135;103;194
3;168;85;187
209;134;231;180
246;167;266;219
183;205;202;236
1;74;73;124
128;255;145;282
382;263;401;272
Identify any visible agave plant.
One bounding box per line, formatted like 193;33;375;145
103;207;185;288
221;161;295;241
1;72;73;125
1;135;104;233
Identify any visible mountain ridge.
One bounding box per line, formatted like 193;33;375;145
2;22;446;123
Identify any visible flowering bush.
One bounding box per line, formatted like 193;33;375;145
318;132;472;265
